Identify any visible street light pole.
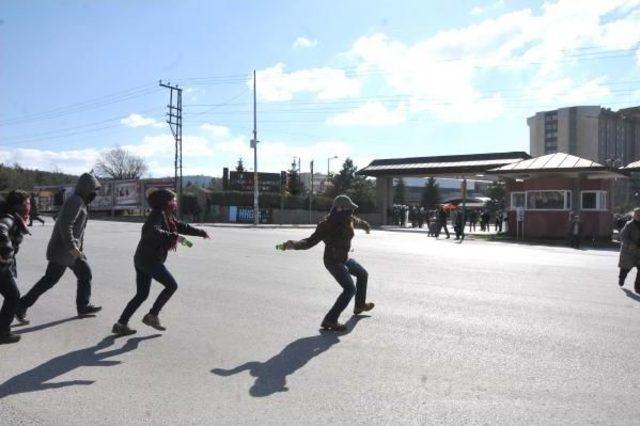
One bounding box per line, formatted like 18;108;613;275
251;70;259;226
327;155;338;176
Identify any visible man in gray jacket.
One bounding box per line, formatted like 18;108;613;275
16;173;102;323
619;208;640;293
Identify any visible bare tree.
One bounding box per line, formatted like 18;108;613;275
94;147;148;180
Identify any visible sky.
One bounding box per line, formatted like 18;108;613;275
1;0;640;177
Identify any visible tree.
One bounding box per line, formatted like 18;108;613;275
286;160;304;195
421;177;441;209
393;178;406;204
486;180;506;212
328;158;357;196
236;158;245;172
347;177;377;213
94;147;148;180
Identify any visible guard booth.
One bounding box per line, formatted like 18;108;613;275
356;152;530;225
489;153;626;240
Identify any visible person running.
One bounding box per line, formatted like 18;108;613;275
28;194;45;226
112;189;210;335
278;195;374;332
0;191;31;344
619;208;640;293
16;173;102;323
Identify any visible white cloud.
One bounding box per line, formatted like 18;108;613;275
200;123;230;139
293;36;318;48
470;6;484;15
252;63;361;102
327;101;406;127
121;113;166;128
0;148;101;175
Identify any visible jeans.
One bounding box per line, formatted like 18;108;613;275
323;258;368;324
21;258;93;310
118;264;178;325
0;271;20;334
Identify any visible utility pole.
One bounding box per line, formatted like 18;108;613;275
309;160;314;224
159;80;183;218
250;70;260;225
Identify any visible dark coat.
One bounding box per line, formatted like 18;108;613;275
0;212;30;277
47;173;101;267
619;220;640;269
292;215;370;265
134;209;206;273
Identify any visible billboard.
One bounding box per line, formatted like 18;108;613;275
227;171;282;193
114;180;141;209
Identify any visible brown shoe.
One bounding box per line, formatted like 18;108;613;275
142;314;166;331
320;321;347;332
354;302;375;315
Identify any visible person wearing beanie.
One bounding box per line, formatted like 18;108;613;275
0;190;31;344
618;207;640;293
112;188;210;335
277;194;374;332
17;173;102;323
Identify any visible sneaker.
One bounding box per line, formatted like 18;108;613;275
112;322;137;336
0;332;21;344
354;302;375;315
142;314;166;331
77;305;102;317
15;304;29;325
320;321;347;332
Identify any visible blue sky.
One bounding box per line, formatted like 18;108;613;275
2;0;640;177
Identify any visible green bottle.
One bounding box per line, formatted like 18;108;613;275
181;238;193;248
275;243;286;251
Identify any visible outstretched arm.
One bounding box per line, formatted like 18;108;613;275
177;221;209;238
283;222;328;250
353;217;371;234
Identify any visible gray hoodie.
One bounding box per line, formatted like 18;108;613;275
46;173;101;266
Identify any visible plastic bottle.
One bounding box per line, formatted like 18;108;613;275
181;238;193;248
275;243;286;251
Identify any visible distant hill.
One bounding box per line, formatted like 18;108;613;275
0;163;78;192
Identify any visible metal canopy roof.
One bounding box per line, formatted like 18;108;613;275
356;151;530;177
488;152;626;177
623;159;640;171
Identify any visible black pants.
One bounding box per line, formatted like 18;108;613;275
323;259;368;324
29;216;45;226
570;235;581;249
437;222;450;238
118;264;178;325
619;268;640;289
0;271;20;335
21;258;93;310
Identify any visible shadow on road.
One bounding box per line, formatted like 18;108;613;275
622;288;640;303
0;334;160;399
211;315;369;397
12;316;89;334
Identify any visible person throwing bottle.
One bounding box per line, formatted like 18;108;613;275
278;194;374;332
112;188;209;335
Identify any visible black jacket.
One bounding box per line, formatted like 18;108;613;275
0;212;30;277
134;209;206;272
292;215;370;265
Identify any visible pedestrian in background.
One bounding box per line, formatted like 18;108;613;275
278;195;374;332
0;190;31;344
618;208;640;293
436;206;450;239
28;194;45;226
568;213;582;249
16;173;103;324
113;189;210;335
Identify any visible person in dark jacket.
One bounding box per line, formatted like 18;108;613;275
16;173;102;323
278;195;374;332
0;190;31;344
112;189;209;335
618;208;640;293
568;213;583;249
28;194;45;226
436;206;450;239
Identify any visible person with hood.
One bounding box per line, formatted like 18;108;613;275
28;194;45;226
618;208;640;293
0;190;31;344
16;173;102;323
277;195;374;332
112;188;209;335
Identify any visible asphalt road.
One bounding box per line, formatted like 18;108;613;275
0;220;638;425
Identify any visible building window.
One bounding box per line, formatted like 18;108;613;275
581;191;607;210
510;192;525;210
526;190;571;210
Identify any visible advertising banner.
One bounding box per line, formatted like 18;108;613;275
114;180;141;209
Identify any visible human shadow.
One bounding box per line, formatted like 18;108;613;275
211;315;369;397
622;288;640;303
12;316;85;334
0;334;160;399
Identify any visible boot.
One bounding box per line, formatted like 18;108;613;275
112;322;137;336
354;302;375;315
320;321;347;332
142;314;166;331
77;304;102;317
15;303;29;325
0;331;21;344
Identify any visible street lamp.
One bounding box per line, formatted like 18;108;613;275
327;156;338;176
